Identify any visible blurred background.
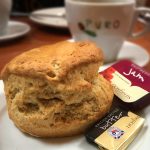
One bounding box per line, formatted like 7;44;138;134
11;0;150;14
12;0;64;14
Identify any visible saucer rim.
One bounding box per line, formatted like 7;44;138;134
0;20;31;41
29;7;67;28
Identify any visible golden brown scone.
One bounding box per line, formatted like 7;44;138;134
1;41;114;137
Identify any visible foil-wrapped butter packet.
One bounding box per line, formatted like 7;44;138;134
85;108;144;150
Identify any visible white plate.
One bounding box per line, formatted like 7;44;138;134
0;21;30;42
68;39;150;71
30;7;67;28
100;41;150;71
0;80;150;150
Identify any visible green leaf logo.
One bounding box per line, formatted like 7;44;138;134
78;22;97;37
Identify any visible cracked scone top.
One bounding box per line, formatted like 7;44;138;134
1;41;114;137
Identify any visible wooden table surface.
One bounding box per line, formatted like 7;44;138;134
0;17;150;73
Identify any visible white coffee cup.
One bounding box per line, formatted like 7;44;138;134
0;0;12;35
65;0;150;63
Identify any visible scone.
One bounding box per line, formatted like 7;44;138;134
1;41;114;137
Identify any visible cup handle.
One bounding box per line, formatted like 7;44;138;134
129;7;150;38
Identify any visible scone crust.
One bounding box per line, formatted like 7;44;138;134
5;74;113;137
1;41;113;137
1;41;103;80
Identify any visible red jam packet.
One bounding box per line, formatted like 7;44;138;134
100;60;150;111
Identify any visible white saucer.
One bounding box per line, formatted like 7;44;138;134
30;7;67;28
0;21;30;42
68;39;150;70
0;79;150;150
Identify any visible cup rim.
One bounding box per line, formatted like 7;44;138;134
65;0;135;6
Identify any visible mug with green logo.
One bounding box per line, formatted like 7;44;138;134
65;0;150;63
